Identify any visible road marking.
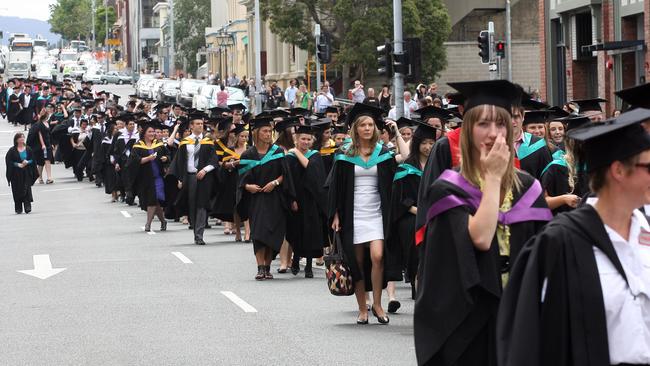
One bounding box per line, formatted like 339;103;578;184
120;210;132;218
141;227;156;235
42;187;88;193
171;252;193;264
0;193;10;196
18;254;67;280
220;291;258;313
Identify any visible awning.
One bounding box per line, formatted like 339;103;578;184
582;40;645;55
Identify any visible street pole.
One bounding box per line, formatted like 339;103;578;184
488;21;498;80
105;0;109;72
169;0;175;77
315;24;321;93
91;0;96;50
254;0;263;115
393;0;404;119
506;0;512;81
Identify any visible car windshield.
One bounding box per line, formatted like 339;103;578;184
164;82;179;89
60;53;77;61
227;87;244;99
9;62;28;70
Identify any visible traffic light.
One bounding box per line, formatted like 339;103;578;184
477;31;490;64
403;38;421;83
496;41;505;58
376;42;393;77
317;33;331;64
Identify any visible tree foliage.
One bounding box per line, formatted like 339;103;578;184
261;0;451;81
173;0;211;73
95;6;117;47
49;0;93;42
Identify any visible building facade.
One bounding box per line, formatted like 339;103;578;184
153;2;171;76
539;0;648;114
204;0;249;81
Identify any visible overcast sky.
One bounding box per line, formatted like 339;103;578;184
1;0;57;21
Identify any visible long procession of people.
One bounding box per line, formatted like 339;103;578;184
2;75;649;365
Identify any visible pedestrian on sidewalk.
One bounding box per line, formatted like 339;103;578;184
5;132;38;214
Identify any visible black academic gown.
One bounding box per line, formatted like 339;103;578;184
388;158;422;284
517;132;553;181
496;205;623;366
168;136;218;210
5;146;38;204
236;145;296;252
126;141;169;210
211;139;239;221
7;94;21;123
325;145;400;291
286;151;328;258
113;132;138;192
18;93;36;126
414;170;550;366
100;136;118;194
90;125;107;179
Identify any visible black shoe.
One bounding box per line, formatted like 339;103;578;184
387;300;401;314
277;268;288;274
291;260;300;275
357;313;369;325
205;224;212;229
305;268;314;278
264;265;273;280
23;202;31;214
188;225;193;230
371;306;390;324
195;239;206;245
255;266;265;281
15;203;22;214
160;220;167;231
144;224;151;232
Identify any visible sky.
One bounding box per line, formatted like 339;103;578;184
0;0;57;21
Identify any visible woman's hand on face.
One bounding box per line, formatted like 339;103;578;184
481;133;510;180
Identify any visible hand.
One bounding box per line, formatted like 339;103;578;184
246;184;261;194
230;159;240;167
177;180;183;189
291;201;299;212
18;162;26;168
331;212;340;232
287;148;298;155
197;169;207;180
385;120;398;133
261;181;277;193
480;134;510;180
563;194;580;208
41;145;46;150
115;164;121;172
160;156;168;163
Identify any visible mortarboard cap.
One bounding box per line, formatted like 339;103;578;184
232;124;246;135
227;103;246;112
561;115;591;132
325;106;339;114
447;80;521;115
290;107;311;117
567;108;650;172
188;111;207;121
295;125;316;135
615;83;650;111
396;117;417;130
415;105;453;123
332;125;349;135
249;117;273;130
216;117;233;131
309;117;333;130
547;106;571;120
345;103;385;129
274;117;299;132
522;110;550;126
209;106;231;115
521;98;550;111
413;121;439;140
570;98;607;113
446;92;465;107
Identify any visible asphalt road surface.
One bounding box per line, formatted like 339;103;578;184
0;83;416;365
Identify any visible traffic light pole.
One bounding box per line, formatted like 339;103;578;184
315;25;321;93
393;0;404;119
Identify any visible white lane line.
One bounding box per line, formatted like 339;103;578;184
42;187;88;193
120;210;132;218
171;252;193;264
0;193;10;196
220;291;258;313
141;227;156;235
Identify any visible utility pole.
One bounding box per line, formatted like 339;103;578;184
169;0;175;77
506;0;512;81
488;22;498;80
315;24;321;93
91;0;96;50
393;0;404;119
254;0;263;114
105;0;109;72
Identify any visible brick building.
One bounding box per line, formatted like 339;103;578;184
539;0;648;115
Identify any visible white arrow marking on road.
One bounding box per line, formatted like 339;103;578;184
120;210;132;218
172;252;193;264
17;254;67;280
220;291;258;313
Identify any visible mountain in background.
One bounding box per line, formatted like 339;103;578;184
0;16;61;46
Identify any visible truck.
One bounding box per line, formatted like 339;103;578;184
6;37;34;79
58;48;78;73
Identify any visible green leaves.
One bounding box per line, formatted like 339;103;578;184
173;0;212;72
48;0;93;42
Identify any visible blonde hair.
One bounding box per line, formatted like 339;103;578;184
346;115;380;157
460;104;521;193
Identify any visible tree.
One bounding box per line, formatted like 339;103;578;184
261;0;451;84
173;0;211;74
94;6;117;47
49;0;93;42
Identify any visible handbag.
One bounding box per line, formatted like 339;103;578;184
324;231;355;296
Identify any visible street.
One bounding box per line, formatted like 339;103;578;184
0;84;416;365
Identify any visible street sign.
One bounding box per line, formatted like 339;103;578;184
107;38;121;46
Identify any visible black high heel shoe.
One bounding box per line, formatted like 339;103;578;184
357;313;369;325
290;260;300;275
371;306;390;324
144;224;151;232
160;220;167;231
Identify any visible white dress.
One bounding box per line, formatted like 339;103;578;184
353;165;384;244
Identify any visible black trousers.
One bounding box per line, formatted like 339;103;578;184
187;173;206;241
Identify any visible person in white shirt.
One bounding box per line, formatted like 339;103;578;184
284;79;298;108
497;108;650;366
349;80;366;104
314;85;334;113
403;91;418;118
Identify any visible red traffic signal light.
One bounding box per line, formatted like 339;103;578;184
496;41;505;57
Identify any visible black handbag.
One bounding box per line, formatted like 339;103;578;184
324;231;355;296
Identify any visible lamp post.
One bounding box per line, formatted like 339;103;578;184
214;30;235;84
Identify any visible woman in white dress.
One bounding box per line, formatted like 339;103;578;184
327;103;398;325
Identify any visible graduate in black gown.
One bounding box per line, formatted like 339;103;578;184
5;132;38;214
236;116;296;280
112;117;138;204
388;121;436;300
126;123;170;232
497;107;650;366
100;123;119;200
286;125;328;278
414;80;552;366
326;103;398;325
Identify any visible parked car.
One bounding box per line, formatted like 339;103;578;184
70;65;87;80
194;85;250;112
136;78;157;98
82;68;104;83
148;79;167;100
158;80;180;103
135;75;154;97
101;71;131;84
176;79;205;107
